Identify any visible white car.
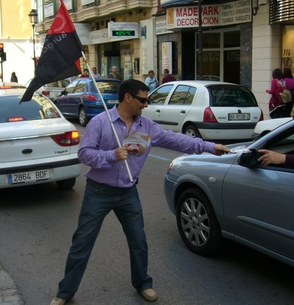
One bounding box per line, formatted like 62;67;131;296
252;117;293;140
144;81;263;140
0;89;82;189
25;79;70;101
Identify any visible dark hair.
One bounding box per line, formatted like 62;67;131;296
118;79;149;102
163;69;169;74
148;70;154;74
272;68;283;80
283;67;293;79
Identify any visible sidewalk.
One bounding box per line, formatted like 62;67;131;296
0;264;24;305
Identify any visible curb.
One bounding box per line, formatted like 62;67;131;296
0;264;24;305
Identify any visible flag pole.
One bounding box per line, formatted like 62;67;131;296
81;51;133;183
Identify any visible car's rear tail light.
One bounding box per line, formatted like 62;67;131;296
85;94;98;101
51;130;80;146
8;117;25;122
42;91;50;96
203;107;217;122
258;110;264;121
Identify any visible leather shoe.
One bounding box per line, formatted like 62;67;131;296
140;288;158;302
49;297;67;305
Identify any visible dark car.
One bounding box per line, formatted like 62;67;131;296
54;78;121;126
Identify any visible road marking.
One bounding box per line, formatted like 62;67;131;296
148;153;171;161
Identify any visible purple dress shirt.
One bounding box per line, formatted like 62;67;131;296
78;105;215;188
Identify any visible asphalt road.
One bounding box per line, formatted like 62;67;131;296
0;122;294;305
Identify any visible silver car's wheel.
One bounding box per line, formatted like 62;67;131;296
183;125;201;138
176;188;222;256
79;107;89;127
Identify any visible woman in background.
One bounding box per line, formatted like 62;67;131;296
145;70;158;92
10;72;18;82
266;68;285;119
283;68;294;117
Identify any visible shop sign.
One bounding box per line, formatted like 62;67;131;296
166;0;251;30
89;29;109;44
156;16;174;35
108;22;139;39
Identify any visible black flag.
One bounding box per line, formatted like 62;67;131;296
21;0;84;102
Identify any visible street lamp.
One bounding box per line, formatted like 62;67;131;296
28;9;38;76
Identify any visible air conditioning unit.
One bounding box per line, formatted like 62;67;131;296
258;0;267;5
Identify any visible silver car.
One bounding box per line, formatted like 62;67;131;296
164;118;294;267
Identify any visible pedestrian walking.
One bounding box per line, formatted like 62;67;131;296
10;72;18;82
49;79;229;305
92;67;101;79
108;66;123;80
162;69;176;84
266;68;285;119
145;70;158;92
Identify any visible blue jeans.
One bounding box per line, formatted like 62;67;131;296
56;179;153;300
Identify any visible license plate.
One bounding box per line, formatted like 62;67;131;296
108;99;119;104
8;170;51;184
228;113;250;121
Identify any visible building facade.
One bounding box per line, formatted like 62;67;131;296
0;0;38;85
32;0;294;118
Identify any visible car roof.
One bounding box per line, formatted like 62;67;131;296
159;80;239;87
0;87;27;95
72;78;121;83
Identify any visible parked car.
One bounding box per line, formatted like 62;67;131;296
0;82;26;89
252;117;293;140
164;119;294;267
25;79;70;101
0;90;82;190
144;81;263;140
54;78;121;126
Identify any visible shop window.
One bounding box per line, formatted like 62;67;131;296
224;31;240;48
201;33;220;48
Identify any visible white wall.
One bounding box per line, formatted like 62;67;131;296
252;4;281;119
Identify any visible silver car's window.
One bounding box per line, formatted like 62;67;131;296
0;95;61;123
148;84;173;104
208;85;258;107
169;85;196;105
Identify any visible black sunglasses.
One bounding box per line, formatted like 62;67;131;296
129;94;149;104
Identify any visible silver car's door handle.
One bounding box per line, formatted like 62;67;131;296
180;110;186;114
156;110;161;113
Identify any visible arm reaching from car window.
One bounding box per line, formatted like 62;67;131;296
258;149;294;168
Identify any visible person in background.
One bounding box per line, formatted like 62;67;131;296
258;149;294;168
80;69;89;78
283;67;294;117
10;72;18;82
92;67;101;79
49;79;229;305
145;70;158;92
266;68;285;119
108;66;123;80
162;69;176;84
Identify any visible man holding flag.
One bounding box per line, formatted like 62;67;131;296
49;79;229;305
